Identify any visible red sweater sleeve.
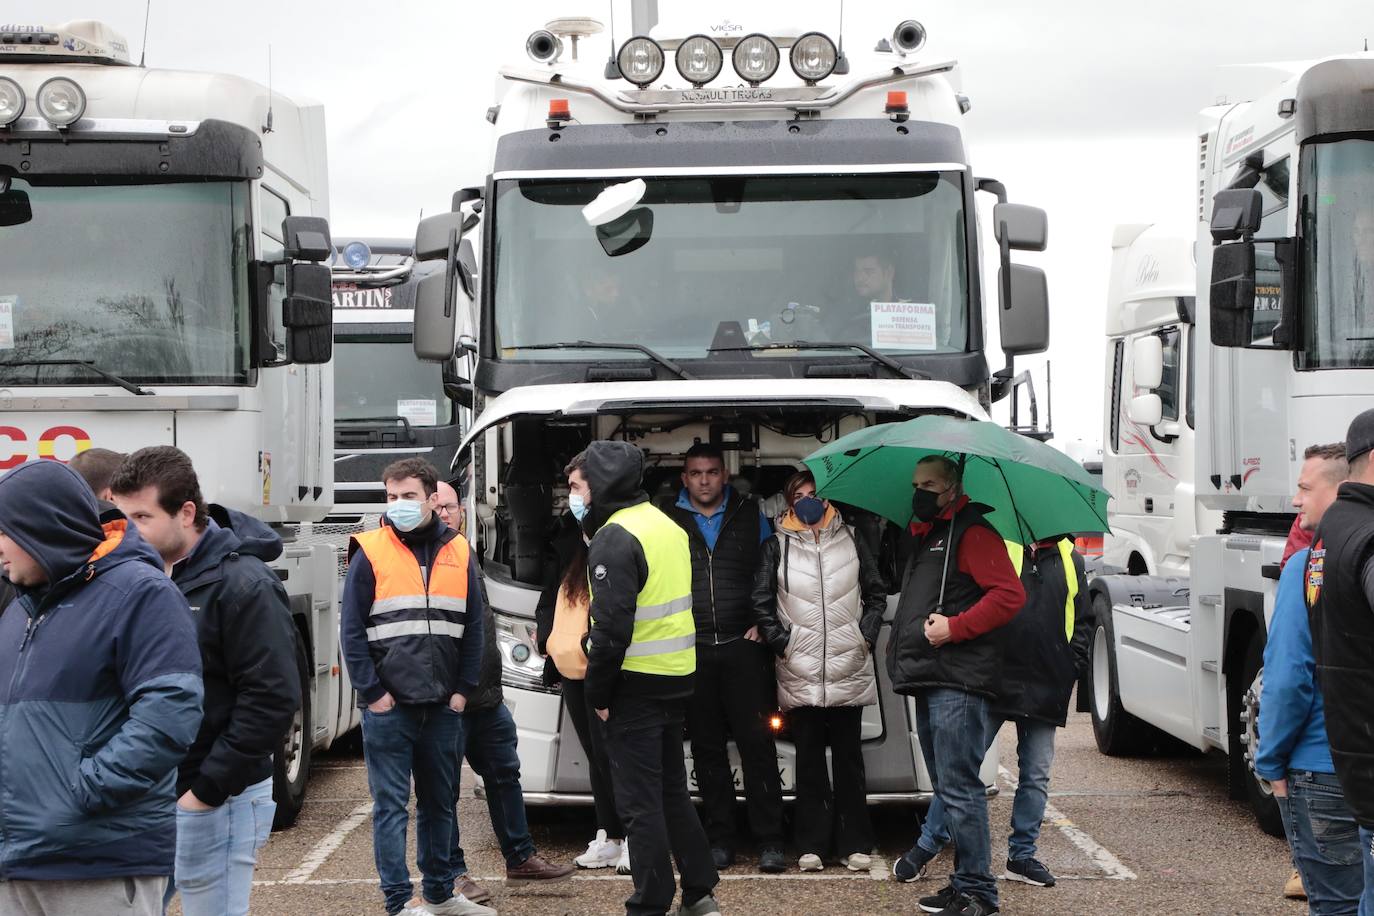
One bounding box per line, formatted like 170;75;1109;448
946;525;1025;643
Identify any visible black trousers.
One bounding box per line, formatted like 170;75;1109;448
790;705;874;859
603;694;719;916
562;675;624;838
685;638;786;848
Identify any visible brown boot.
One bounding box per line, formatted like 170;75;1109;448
1283;869;1306;900
506;853;576;885
456;874;493;905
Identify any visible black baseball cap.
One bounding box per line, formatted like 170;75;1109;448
1345;408;1374;464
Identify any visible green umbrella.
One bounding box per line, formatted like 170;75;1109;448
803;415;1111;545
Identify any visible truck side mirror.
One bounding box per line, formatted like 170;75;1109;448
994;203;1047;252
1132;335;1164;389
283;263;333;364
282;216;333;262
999;264;1049;355
413;210;469;363
1127;393;1163;426
1210;241;1255;347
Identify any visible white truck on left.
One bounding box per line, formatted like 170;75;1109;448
0;19;359;827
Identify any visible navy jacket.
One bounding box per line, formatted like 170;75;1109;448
0;460;203;880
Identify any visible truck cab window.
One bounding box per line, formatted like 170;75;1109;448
1157;327;1181;421
1300;139;1374;369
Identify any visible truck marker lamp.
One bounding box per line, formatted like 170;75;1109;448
886;90;910;122
769;714;784;732
789;32;837;83
547;98;571;126
342;240;371;270
617;36;665;88
732;33;780;86
676;34;723;86
0;78;23;127
36;77;85;128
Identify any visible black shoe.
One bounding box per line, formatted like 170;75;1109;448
758;845;786;874
935;895;999;916
710;846;735;870
918;884;958;913
1006;856;1056;887
893;843;937;882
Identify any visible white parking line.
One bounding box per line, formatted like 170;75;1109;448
998;765;1137;881
281;801;374;884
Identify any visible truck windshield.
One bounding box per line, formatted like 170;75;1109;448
1300;139;1374;369
0;179;252;385
335;337;453;427
491;172;970;360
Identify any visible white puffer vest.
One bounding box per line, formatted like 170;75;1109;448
773;511;878;710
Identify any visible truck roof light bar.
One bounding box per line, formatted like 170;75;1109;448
36;77;85;129
732;33;780;86
617;36;665;88
675;34;724;87
0;77;24;127
498;57;957;115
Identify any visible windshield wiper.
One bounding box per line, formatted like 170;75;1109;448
507;341;695;380
707;341;930;380
0;359;152;395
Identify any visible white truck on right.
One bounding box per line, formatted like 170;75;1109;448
1087;55;1374;836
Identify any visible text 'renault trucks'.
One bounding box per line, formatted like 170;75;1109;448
328;238;474;524
0;20;357;827
1089;55;1374;836
410;5;1051;805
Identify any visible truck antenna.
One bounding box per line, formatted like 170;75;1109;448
604;0;621;78
834;0;850;74
138;0;152;67
263;45;275;134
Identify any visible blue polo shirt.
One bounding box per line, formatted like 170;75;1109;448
675;486;772;550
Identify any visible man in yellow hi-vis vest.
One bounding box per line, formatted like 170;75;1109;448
573;441;722;916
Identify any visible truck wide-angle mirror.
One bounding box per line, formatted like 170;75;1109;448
1210;241;1256;347
282;215;332;262
999;263;1049;355
283;262;333;364
1132;335;1164;390
1209;189;1262;243
994;203;1048;252
1128;392;1163;427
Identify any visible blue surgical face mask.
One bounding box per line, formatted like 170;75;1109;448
569;493;589;523
794;495;826;525
386;499;425;532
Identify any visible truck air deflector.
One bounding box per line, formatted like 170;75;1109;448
1295;57;1374;143
0;118;264;179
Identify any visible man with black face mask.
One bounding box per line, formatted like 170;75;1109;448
886;455;1025;916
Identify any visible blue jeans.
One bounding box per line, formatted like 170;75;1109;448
922;716;1057;863
1276;771;1363;916
363;704;465;915
914;688;996;907
453;702;536;872
1361;826;1374;916
165;775;275;916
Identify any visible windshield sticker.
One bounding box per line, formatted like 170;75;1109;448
0;296;14;349
398;399;438;427
870;301;937;351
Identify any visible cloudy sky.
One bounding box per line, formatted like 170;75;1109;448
16;0;1374;444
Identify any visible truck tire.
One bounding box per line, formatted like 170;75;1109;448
1235;633;1285;838
1089;593;1156;755
272;631;312;830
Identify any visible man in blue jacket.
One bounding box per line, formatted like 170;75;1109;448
1257;442;1364;915
0;459;203;915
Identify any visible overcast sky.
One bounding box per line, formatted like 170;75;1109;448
16;0;1374;445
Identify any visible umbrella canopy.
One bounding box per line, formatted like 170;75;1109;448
803;415;1111;544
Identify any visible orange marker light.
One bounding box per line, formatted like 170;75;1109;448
885;91;908;114
769;714;784;732
548;98;571;120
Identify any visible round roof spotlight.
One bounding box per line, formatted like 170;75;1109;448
789;32;838;84
0;77;24;127
617;36;665;88
675;34;723;87
732;33;780;85
36;77;85;128
526;29;564;64
342;240;372;270
892;20;927;55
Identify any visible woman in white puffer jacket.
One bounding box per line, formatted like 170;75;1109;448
752;470;888;874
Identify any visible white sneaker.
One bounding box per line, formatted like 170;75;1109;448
845;852;872;872
799;853;824;872
616;838;632;875
422;894;497;916
575;829;623;869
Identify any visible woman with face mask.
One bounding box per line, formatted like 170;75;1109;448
751;470;888;873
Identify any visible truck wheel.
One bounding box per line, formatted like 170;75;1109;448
272;631;313;830
1236;634;1285;838
1089;593;1156;755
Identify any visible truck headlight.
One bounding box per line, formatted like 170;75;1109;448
493;611;554;692
732;34;779;85
617;36;665;88
0;78;24;127
675;34;723;86
36;77;85;128
789;32;837;83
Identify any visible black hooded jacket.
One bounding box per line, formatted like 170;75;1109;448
582;441;695;710
170;505;301;806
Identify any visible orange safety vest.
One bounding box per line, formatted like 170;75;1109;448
352;526;471;644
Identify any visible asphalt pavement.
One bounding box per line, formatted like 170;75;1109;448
223;702;1300;916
